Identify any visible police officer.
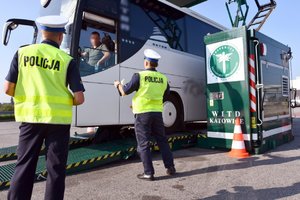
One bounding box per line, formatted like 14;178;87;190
114;49;176;181
4;15;85;200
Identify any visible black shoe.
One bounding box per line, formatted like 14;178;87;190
137;173;154;181
166;167;176;175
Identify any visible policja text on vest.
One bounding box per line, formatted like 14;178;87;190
23;56;60;71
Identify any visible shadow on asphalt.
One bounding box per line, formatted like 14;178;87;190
156;154;300;181
198;182;300;200
155;119;300;199
157;120;300;181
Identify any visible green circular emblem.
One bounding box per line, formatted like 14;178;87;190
210;45;240;78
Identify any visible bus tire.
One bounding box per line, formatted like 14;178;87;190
163;94;184;133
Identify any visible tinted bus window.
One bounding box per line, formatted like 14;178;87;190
129;3;187;52
186;17;220;57
129;4;153;41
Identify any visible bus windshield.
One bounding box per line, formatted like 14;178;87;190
39;0;78;53
78;12;117;77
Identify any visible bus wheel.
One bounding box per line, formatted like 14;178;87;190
163;94;184;132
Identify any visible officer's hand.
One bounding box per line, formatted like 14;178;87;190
114;81;121;88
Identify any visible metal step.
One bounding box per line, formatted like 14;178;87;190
0;136;94;162
248;0;276;31
0;132;199;190
249;21;264;26
255;14;268;19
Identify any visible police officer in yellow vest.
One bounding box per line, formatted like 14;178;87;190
4;16;85;200
114;49;175;181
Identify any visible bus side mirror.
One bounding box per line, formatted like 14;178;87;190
2;21;18;46
2;19;38;46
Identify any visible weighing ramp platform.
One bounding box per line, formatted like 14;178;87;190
0;136;94;161
0;132;199;190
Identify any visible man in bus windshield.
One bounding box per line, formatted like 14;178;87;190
81;32;111;70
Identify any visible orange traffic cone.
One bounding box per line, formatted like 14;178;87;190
228;117;250;158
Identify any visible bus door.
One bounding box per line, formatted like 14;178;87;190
75;12;119;126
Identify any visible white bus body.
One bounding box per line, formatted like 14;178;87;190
8;0;226;131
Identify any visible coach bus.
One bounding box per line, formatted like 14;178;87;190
2;0;225;132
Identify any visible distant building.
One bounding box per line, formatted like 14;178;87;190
291;77;300;90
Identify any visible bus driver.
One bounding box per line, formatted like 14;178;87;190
81;32;110;71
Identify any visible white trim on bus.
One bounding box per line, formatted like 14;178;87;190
261;60;286;70
208;125;292;141
263;125;292;138
264;114;291;122
207;131;257;141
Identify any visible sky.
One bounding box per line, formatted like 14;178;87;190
0;0;299;102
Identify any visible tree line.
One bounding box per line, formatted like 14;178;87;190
0;103;14;112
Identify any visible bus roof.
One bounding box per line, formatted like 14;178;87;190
159;0;227;31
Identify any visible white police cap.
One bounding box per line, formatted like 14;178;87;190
144;49;161;63
36;15;68;33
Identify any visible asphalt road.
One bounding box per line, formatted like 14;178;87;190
0;118;300;200
0;121;88;148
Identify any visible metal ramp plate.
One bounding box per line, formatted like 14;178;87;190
0;132;199;190
0;136;94;162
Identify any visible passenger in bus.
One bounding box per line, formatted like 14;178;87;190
101;33;116;68
102;33;115;52
81;31;111;71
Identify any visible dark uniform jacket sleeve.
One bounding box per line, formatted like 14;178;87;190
163;84;170;99
123;73;140;95
67;59;85;92
5;51;19;84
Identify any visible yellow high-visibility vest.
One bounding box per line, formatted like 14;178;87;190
132;70;167;114
14;43;74;124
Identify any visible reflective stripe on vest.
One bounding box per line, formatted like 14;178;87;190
14;43;74;124
132;70;168;114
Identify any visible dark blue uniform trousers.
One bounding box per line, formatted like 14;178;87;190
8;123;70;200
134;112;174;175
